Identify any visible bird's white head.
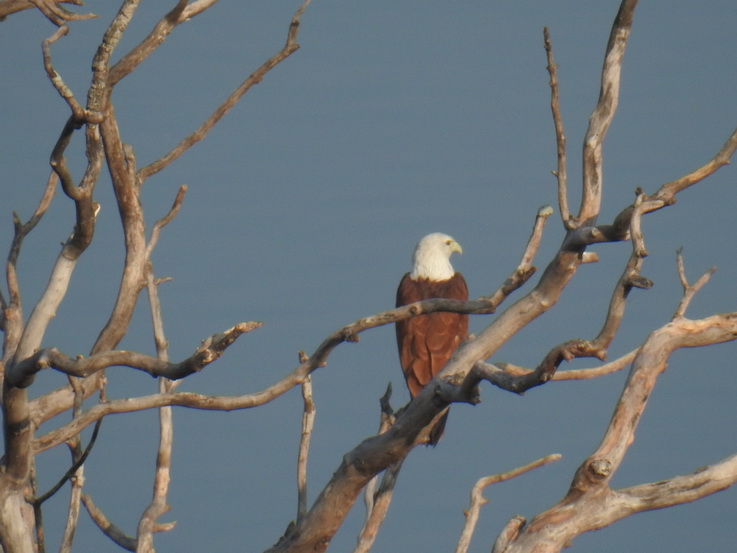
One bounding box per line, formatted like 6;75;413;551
410;232;462;281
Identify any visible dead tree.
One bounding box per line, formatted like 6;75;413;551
1;1;736;553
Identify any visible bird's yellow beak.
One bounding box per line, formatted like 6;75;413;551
451;240;463;255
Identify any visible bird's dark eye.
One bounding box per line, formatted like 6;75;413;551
445;240;451;245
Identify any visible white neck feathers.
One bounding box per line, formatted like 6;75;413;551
409;233;459;281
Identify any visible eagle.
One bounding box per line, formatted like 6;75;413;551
395;232;469;445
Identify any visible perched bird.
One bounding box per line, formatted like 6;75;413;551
395;233;469;444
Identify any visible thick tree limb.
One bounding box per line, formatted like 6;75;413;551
495;313;737;553
578;0;637;226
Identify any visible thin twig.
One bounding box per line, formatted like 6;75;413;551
455;454;561;553
136;260;178;552
146;185;187;258
34;419;102;505
652;126;737;203
543;28;571;228
137;0;312;182
672;251;716;320
480;347;638;387
59;376;87;553
480;205;552;309
81;494;137;551
42;25;95;121
2;171;58;366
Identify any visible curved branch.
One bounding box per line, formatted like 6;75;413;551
9;322;262;387
486;348;638;385
81;493;137;551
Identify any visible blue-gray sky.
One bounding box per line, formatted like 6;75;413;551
2;2;737;552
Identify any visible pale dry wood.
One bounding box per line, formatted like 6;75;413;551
651;126;737;204
0;0;94;25
2;172;57;368
455;455;561;553
297;373;315;522
42;25;94;121
495;313;737;553
672;250;716;320
487;347;638;383
578;0;637;226
10;322;262;387
354;386;399;553
137;197;186;552
543;28;571;228
58;381;85;553
353;460;402;553
137;0;312;182
587;191;652;354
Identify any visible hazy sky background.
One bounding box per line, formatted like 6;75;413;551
2;2;737;552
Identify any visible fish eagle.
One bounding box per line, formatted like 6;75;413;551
395;232;469;444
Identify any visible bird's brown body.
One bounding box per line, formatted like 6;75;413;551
395;273;469;397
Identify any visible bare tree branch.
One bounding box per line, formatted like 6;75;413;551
543;28;571;228
34;419;101;506
296;369;314;522
137;0;312;182
42;25;97;122
456;454;561;553
652;126;737;203
136;218;182;552
353;460;403;553
9;322;263;387
495;313;737;553
578;0;638;226
0;0;95;26
672;250;716;320
107;0;189;87
489;347;638;383
81;494;137;551
2;171;57;365
354;385;399;553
